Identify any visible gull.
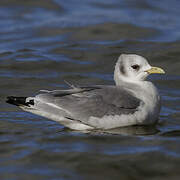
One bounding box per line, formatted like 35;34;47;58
6;54;165;130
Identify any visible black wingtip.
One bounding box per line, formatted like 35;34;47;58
6;96;29;106
6;96;19;106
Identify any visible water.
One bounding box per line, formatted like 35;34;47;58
0;0;180;179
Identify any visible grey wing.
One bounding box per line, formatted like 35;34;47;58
34;86;142;128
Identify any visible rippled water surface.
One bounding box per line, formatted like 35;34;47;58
0;0;180;179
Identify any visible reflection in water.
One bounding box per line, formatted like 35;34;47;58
160;130;180;137
67;125;160;136
96;125;160;135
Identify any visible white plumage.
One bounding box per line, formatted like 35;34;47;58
7;54;165;130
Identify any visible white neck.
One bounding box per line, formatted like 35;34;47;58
113;61;157;99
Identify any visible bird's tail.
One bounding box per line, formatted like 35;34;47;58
6;96;34;107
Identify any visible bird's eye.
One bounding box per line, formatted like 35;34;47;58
131;64;140;70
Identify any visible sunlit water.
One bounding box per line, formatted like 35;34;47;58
0;0;180;179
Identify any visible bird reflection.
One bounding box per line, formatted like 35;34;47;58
65;125;160;136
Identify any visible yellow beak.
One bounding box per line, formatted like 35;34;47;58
146;67;165;74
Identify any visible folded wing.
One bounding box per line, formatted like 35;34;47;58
32;86;141;128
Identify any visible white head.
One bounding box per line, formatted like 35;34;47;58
114;54;165;85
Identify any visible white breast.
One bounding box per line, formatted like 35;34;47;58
129;81;161;125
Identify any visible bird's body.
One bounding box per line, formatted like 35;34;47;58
6;54;165;130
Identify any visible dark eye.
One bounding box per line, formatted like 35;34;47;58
131;64;140;70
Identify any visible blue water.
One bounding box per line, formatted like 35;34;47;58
0;0;180;179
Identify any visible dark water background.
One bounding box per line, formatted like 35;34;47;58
0;0;180;179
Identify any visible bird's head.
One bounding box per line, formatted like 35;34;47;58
114;54;165;85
